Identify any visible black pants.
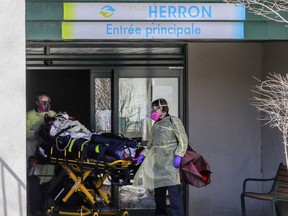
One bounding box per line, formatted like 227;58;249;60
28;176;50;215
154;185;184;216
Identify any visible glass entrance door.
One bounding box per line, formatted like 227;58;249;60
118;77;179;140
91;67;184;213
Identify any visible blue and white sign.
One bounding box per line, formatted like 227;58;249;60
64;3;245;21
62;22;244;39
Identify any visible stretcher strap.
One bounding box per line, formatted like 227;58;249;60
77;143;107;183
94;145;100;153
81;141;90;151
68;138;77;152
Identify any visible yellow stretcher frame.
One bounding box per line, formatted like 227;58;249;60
46;147;133;216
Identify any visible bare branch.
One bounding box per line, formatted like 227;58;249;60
252;73;288;165
224;0;288;26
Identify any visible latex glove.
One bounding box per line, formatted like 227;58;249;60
136;154;145;164
173;155;182;168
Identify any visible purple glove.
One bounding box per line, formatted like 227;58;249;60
136;154;145;164
173;155;182;168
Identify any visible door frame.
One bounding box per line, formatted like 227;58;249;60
90;66;186;215
90;66;185;133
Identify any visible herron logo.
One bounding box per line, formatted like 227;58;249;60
100;5;115;18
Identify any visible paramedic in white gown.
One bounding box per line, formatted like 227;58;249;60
134;98;188;216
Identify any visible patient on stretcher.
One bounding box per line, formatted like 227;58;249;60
39;112;142;163
30;112;143;216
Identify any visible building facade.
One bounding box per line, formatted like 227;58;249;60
1;1;288;216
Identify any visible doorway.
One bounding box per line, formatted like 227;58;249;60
90;66;184;214
26;69;91;126
26;43;186;215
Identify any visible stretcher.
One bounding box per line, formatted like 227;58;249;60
46;144;140;216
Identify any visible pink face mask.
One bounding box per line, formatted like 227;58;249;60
151;111;160;121
38;101;50;112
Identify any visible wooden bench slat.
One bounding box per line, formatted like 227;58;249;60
276;176;288;182
276;192;288;198
243;192;273;200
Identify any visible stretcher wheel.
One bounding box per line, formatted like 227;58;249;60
122;211;129;216
46;206;57;216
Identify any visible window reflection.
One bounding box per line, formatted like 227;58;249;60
119;78;178;141
95;78;111;133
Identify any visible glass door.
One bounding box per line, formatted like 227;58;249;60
90;67;184;213
118;77;179;140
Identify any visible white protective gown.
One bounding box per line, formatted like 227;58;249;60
134;115;188;189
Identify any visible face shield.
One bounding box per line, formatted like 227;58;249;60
150;99;168;121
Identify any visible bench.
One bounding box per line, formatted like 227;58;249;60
241;163;288;216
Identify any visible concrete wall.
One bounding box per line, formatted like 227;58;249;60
0;1;26;216
187;42;263;216
186;42;288;216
